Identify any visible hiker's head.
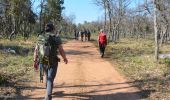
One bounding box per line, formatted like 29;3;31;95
100;29;104;33
45;23;55;32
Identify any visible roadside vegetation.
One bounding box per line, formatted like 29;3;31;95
89;32;170;99
0;36;36;98
104;38;170;100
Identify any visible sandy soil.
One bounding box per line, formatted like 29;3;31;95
18;40;141;100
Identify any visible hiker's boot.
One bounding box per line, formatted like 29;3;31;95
101;53;104;58
40;76;43;83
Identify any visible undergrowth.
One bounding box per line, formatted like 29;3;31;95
105;38;170;100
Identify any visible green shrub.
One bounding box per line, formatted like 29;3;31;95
164;58;170;65
0;75;7;85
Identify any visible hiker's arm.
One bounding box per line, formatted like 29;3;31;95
97;35;100;46
58;44;68;64
97;34;99;41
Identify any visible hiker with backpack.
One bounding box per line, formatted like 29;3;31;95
33;23;68;100
98;29;107;58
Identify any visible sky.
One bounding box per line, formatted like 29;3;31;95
63;0;103;24
32;0;142;24
32;0;104;24
63;0;143;24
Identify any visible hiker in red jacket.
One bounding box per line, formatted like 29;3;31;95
98;29;107;58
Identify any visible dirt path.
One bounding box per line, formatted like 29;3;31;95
21;40;141;100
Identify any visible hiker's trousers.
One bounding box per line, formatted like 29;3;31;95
99;43;106;57
45;63;58;100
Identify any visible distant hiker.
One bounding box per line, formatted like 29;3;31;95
74;30;79;40
76;31;79;40
98;29;107;58
87;30;91;41
74;30;76;40
84;29;88;41
80;31;84;41
33;23;68;100
79;31;81;40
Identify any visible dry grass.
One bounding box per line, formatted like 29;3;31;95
0;37;36;98
105;38;170;100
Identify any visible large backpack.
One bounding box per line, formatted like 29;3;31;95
99;32;107;45
36;33;57;66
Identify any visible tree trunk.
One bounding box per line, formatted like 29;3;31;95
153;0;159;61
104;1;107;30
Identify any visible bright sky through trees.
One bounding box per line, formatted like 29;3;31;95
32;0;144;24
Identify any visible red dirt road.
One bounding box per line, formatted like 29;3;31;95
21;40;141;100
